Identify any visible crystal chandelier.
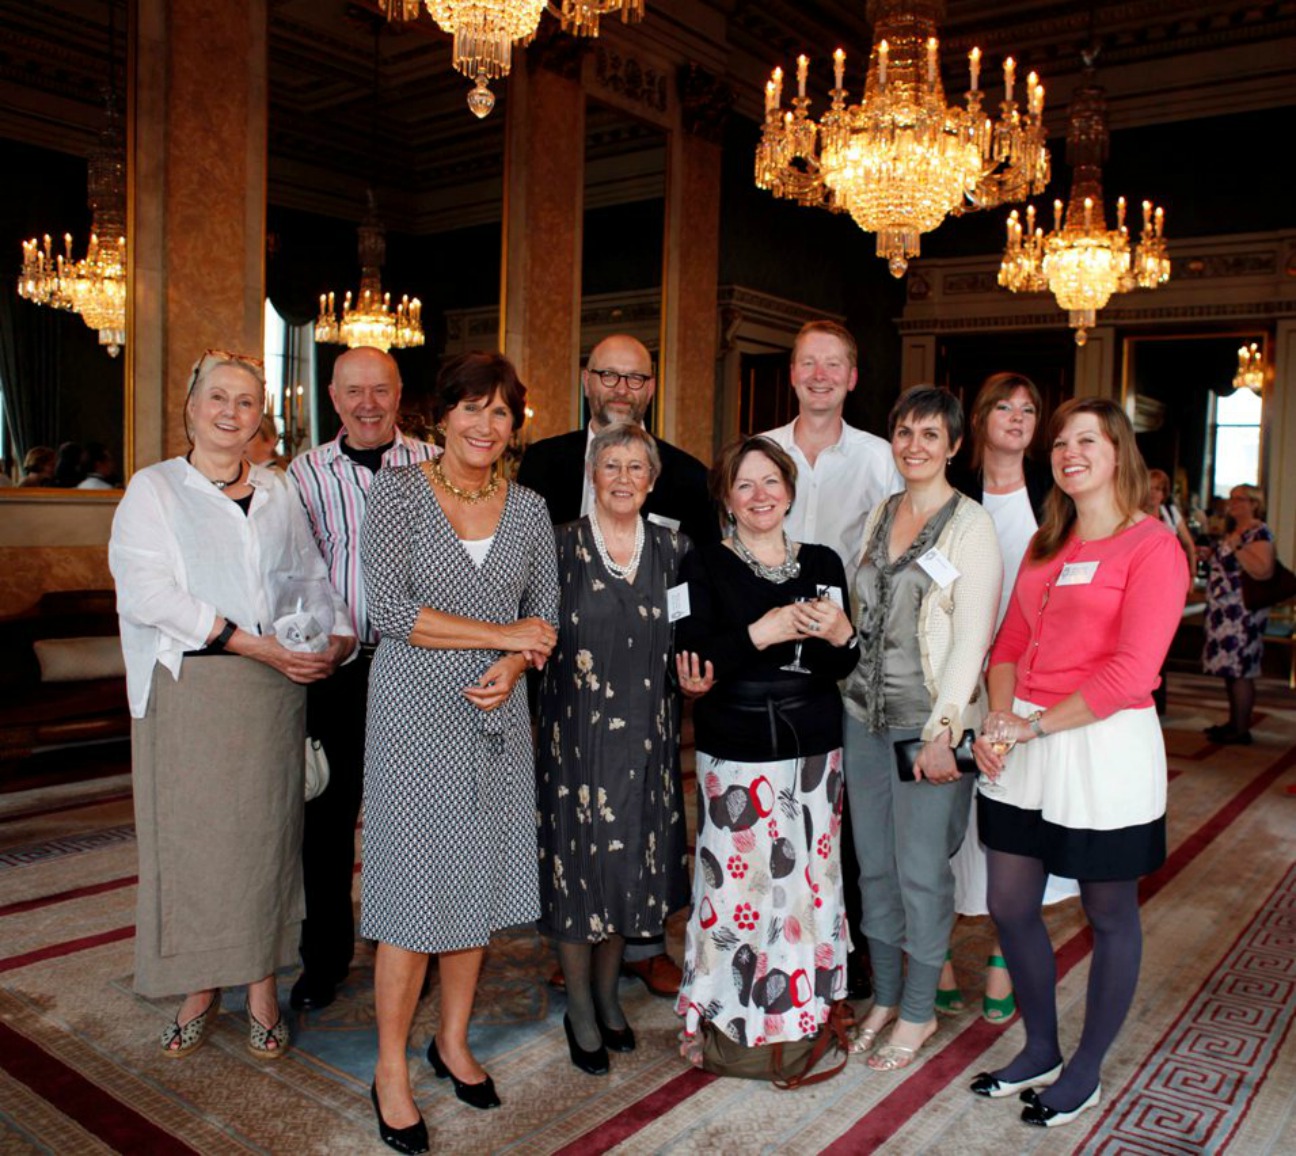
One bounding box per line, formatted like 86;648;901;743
998;58;1168;346
17;5;127;357
755;0;1049;277
315;191;424;353
385;1;645;117
1233;343;1265;393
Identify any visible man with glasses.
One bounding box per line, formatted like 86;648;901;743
518;334;718;551
286;346;438;1012
518;333;717;999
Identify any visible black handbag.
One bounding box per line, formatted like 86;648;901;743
1241;559;1296;612
893;728;979;782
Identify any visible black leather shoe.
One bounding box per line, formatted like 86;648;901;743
970;1061;1062;1099
1021;1084;1101;1127
290;972;337;1012
427;1036;501;1110
596;1012;636;1053
564;1014;609;1075
370;1083;429;1154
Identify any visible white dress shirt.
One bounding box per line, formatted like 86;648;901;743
763;418;902;570
109;457;352;718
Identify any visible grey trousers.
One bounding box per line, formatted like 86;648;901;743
843;713;973;1017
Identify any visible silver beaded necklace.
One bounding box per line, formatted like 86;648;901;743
588;511;644;580
731;530;800;583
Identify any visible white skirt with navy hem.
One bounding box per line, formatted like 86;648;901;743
976;698;1167;881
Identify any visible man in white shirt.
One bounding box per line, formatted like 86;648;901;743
762;320;901;573
287;346;437;1011
762;320;900;1001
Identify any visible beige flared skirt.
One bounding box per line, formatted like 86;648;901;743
131;655;305;997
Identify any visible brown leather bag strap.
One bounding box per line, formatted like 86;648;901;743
772;1002;852;1091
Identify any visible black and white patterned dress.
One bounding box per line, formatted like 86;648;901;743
359;467;560;954
536;518;692;943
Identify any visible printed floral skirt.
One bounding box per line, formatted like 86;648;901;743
676;749;850;1047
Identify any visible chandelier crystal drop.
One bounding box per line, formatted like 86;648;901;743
315;191;424;353
755;0;1050;278
998;60;1168;345
421;0;547;113
553;0;644;38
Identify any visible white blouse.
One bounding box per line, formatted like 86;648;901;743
109;457;352;718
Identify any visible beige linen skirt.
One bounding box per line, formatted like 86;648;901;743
131;655;305;997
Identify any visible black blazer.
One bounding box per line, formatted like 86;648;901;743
953;456;1052;522
517;428;720;546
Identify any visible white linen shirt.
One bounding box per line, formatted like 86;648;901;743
109;457;352;718
763;418;902;570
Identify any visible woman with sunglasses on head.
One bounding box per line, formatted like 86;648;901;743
969;398;1187;1127
109;351;354;1061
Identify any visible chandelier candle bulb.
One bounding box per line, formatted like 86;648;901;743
797;55;808;99
927;38;937;86
773;66;783;106
878;39;888;88
1004;57;1015;103
1084;197;1093;230
1117;196;1126;229
969;46;981;91
1054;199;1063;230
833;48;845;92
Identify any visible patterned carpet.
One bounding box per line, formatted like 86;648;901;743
2;672;1295;1155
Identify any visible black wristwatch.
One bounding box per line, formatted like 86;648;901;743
209;620;238;652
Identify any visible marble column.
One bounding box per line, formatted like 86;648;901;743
501;49;585;440
132;0;268;465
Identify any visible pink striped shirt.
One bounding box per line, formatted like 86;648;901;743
288;430;438;642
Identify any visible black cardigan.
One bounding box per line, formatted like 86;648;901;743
676;541;859;762
952;456;1052;522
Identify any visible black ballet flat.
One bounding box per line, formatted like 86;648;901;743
564;1014;610;1075
1021;1084;1102;1128
370;1083;429;1155
427;1036;501;1110
596;1012;636;1054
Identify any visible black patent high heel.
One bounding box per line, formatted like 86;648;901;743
370;1083;429;1155
596;1011;636;1053
564;1014;610;1075
427;1036;501;1110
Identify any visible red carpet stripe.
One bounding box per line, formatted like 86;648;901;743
0;925;134;974
550;1068;718;1155
0;875;137;919
0;1020;202;1155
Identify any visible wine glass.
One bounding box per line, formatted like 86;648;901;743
780;596;815;674
979;714;1014;798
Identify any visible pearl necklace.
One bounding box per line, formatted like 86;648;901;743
429;458;500;503
589;510;644;580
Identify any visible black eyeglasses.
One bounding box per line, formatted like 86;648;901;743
587;368;652;391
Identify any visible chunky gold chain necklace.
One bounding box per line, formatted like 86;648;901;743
429;458;500;503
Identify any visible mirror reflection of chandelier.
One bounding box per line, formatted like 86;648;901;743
315;191;425;353
16;2;127;358
1233;343;1265;393
755;0;1050;277
383;1;645;117
998;56;1169;346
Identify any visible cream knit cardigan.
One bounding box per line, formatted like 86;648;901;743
855;492;1003;743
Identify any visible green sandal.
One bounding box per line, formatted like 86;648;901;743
982;954;1016;1023
935;949;965;1016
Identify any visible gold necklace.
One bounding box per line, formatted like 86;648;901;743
430;458;500;504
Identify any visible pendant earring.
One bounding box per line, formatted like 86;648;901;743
726;510;736;525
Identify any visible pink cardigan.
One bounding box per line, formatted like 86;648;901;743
990;517;1189;718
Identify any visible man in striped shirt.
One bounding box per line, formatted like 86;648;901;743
287;345;437;1012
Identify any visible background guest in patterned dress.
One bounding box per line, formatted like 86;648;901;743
1201;484;1275;745
537;423;693;1075
359;353;559;1153
843;386;1002;1072
674;436;859;1062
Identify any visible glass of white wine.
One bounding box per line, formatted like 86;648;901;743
979;714;1014;798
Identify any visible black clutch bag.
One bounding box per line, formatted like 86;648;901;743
893;729;979;782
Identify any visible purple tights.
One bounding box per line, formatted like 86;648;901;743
986;849;1143;1111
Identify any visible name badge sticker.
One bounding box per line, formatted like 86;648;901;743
816;584;845;609
1057;560;1100;586
647;513;681;532
667;583;692;622
917;547;961;590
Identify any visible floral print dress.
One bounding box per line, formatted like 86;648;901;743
1203;523;1272;679
536;518;691;943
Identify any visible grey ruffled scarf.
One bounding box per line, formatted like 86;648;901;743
856;491;960;733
